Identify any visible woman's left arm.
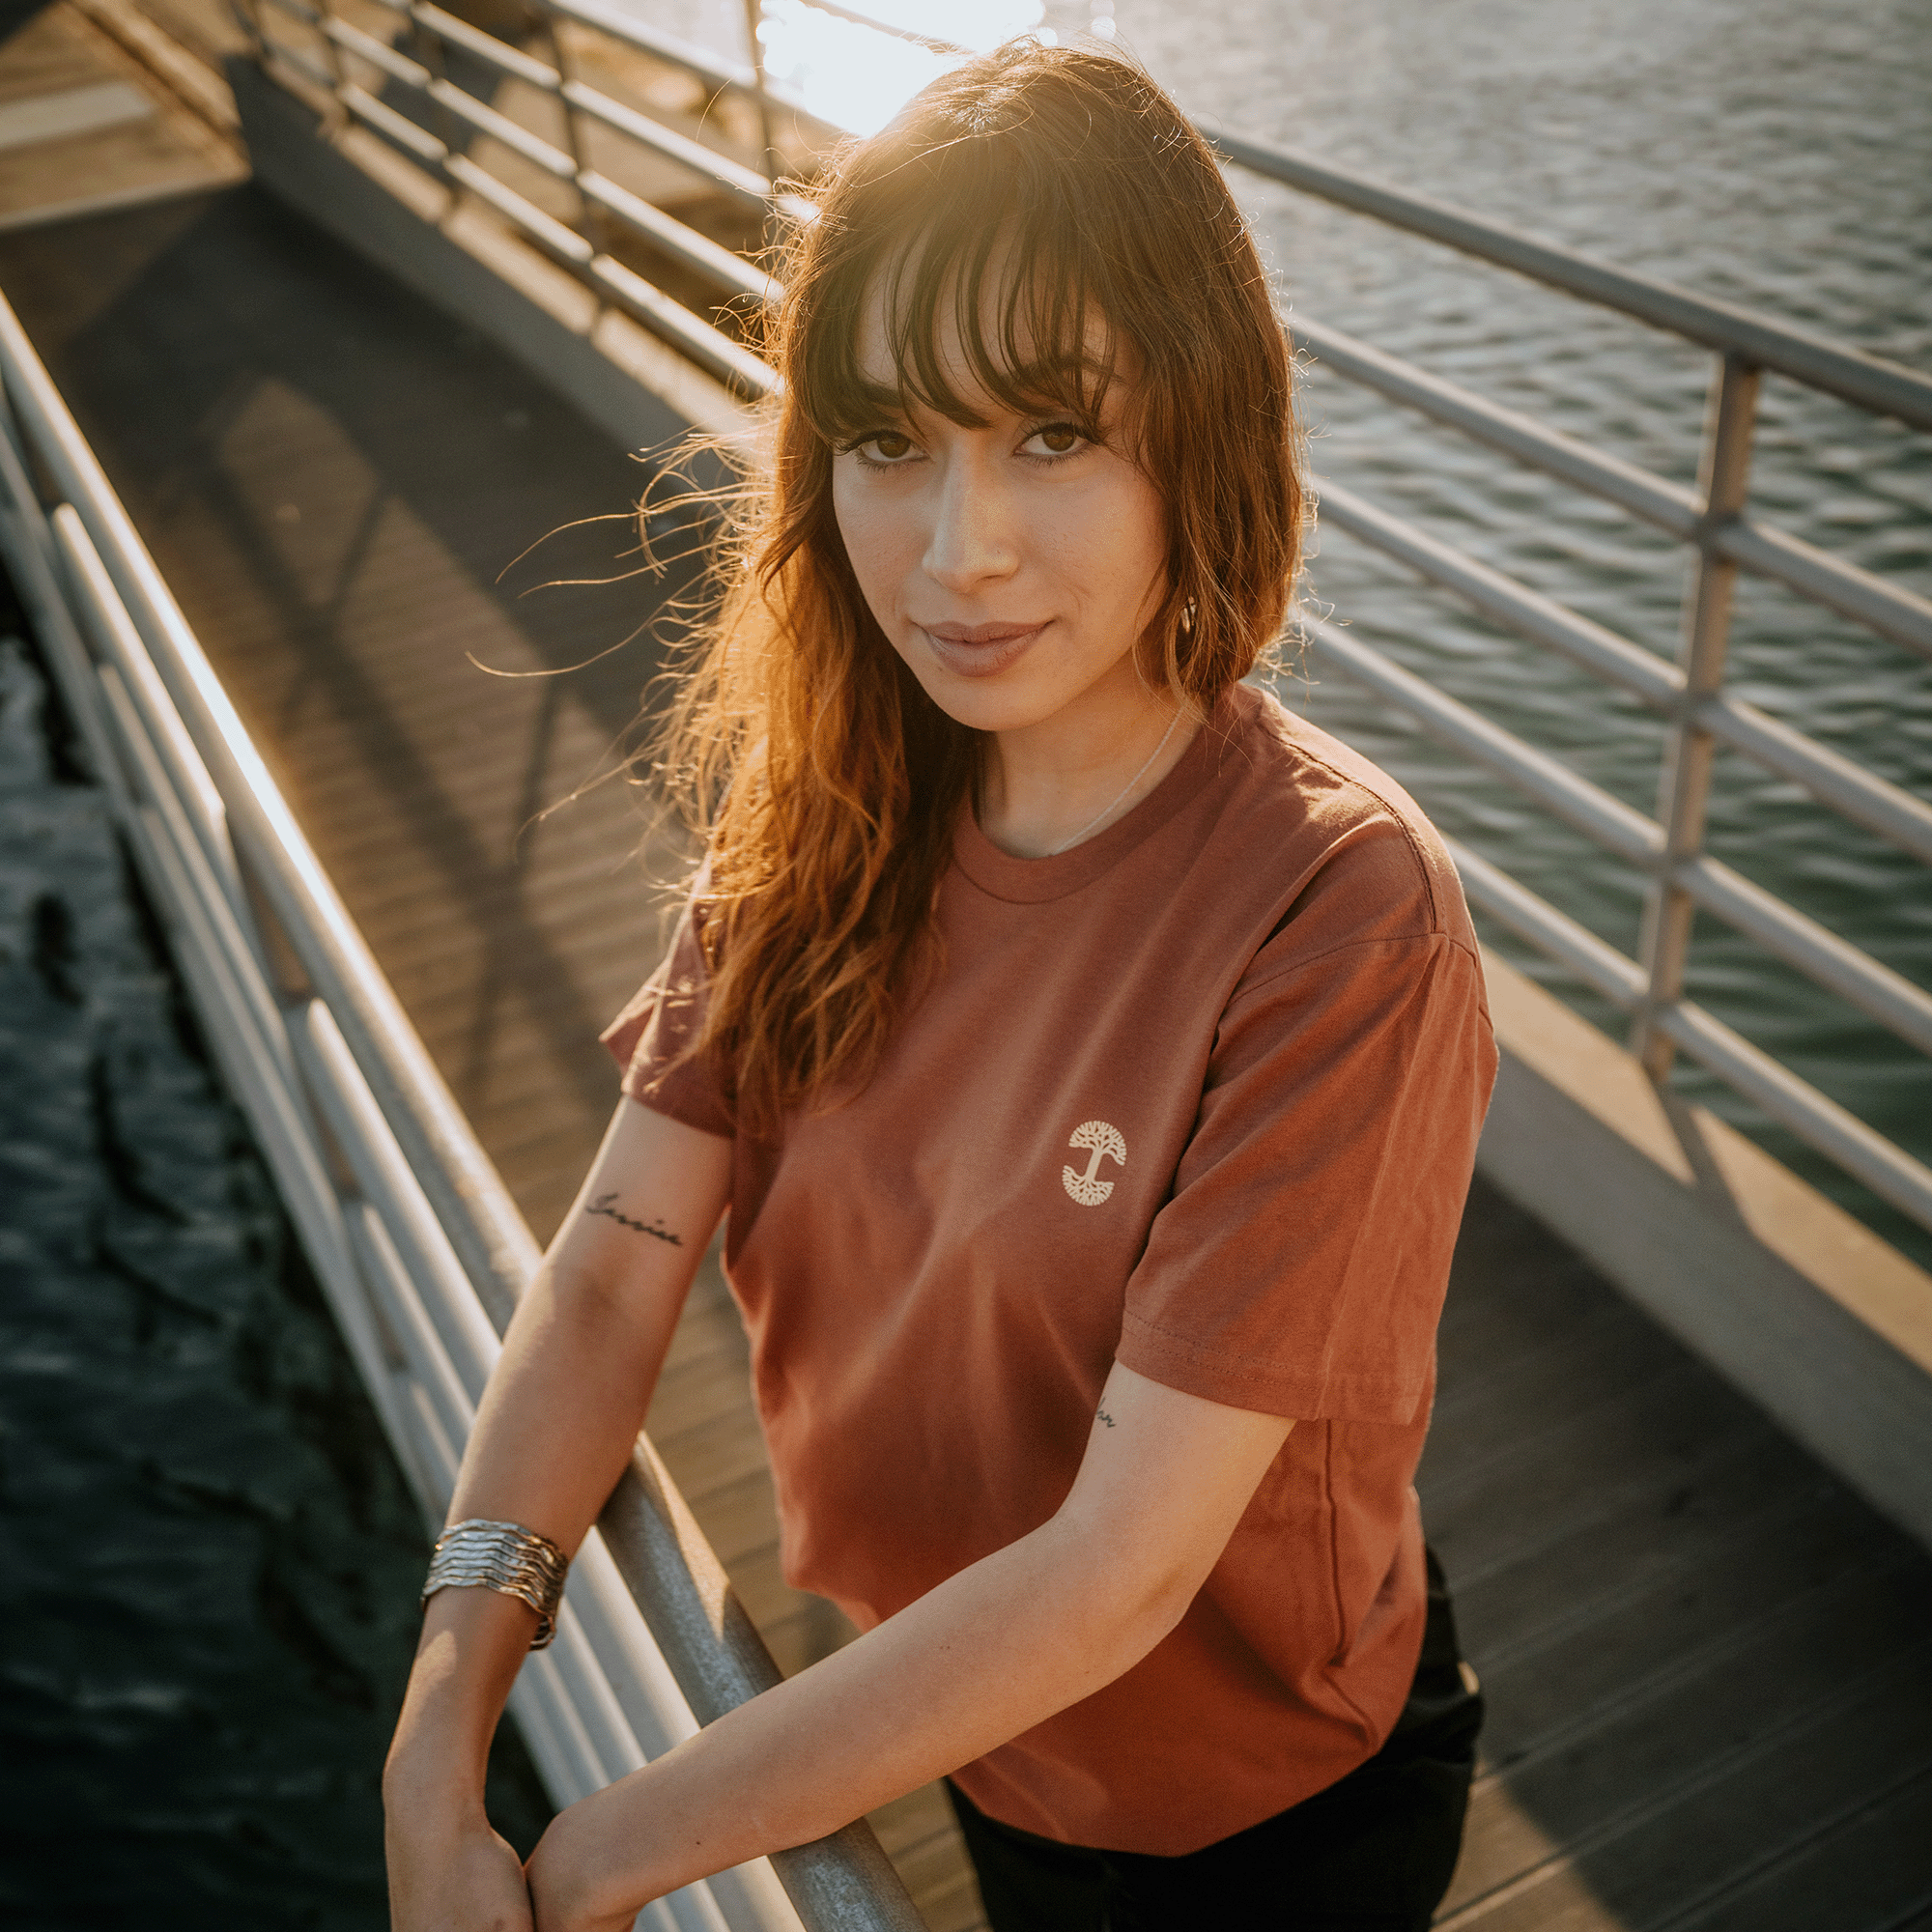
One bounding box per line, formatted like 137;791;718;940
526;1362;1292;1929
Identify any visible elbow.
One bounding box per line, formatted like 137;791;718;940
1102;1572;1203;1689
1130;1564;1207;1656
1046;1523;1208;1679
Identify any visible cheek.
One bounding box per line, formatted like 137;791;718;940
832;475;913;617
1065;473;1168;612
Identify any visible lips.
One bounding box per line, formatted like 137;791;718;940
922;620;1046;644
915;617;1050;679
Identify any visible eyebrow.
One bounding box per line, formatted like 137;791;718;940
841;363;1114;422
846;379;911;416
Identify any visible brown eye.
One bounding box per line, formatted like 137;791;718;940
870;432;913;460
1025;424;1087;458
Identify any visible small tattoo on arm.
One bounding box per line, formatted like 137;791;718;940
585;1192;683;1246
1096;1406;1117;1429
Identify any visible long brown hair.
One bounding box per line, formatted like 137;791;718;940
658;40;1303;1134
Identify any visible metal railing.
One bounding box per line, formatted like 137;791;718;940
239;0;791;396
1191;149;1932;1236
235;0;1932;1242
0;287;925;1932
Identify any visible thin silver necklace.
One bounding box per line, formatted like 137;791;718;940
1044;710;1181;857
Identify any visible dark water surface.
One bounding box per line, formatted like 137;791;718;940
0;598;549;1925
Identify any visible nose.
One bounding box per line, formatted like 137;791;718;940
922;448;1018;594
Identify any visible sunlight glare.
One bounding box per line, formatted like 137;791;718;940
756;0;1048;134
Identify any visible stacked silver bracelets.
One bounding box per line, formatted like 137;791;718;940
421;1518;570;1650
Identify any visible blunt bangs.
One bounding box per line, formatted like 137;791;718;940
802;152;1127;446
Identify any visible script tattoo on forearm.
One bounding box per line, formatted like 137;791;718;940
1095;1406;1117;1429
584;1192;683;1246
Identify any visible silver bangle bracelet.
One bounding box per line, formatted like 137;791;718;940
421;1518;570;1650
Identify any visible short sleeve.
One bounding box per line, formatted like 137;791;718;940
1116;932;1495;1425
598;891;735;1140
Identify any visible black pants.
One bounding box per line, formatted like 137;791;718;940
948;1549;1482;1932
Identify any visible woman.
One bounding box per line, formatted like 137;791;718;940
384;40;1495;1932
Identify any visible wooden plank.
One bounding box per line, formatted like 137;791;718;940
1445;1426;1820;1667
868;1785;987;1932
1435;1177;1610;1356
1667;1760;1932;1932
0;4;242;229
1452;1617;1932;1907
1449;1654;1932;1932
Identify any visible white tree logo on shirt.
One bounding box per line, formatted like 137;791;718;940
1062;1120;1127;1207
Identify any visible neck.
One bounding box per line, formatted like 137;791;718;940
977;676;1200;860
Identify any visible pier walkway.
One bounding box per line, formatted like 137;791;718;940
3;25;1929;1925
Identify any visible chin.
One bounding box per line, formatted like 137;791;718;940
917;667;1073;738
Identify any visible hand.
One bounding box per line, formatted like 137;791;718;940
526;1796;649;1932
385;1801;534;1932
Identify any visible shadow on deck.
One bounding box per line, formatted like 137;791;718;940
4;181;1927;1932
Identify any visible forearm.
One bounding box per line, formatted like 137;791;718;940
530;1512;1182;1922
450;1263;674;1547
386;1103;731;1811
384;1265;672;1801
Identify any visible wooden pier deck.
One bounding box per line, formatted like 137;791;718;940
3;52;1929;1926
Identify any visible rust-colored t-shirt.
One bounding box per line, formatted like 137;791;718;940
601;680;1496;1855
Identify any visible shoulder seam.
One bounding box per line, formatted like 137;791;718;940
1228;927;1484;1009
1255;696;1445;933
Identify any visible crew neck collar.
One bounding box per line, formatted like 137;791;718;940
952;684;1252;905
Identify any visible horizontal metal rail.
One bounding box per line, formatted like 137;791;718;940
294;70;780;391
352;0;793;215
253;0;781;390
1313;479;1932;867
1304;618;1932;1073
562;78;782;216
780;0;962;55
1294;318;1932;663
1445;839;1932;1235
0;285;919;1931
1206;125;1932;434
560;0;757;99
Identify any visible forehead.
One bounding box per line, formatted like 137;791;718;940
845;240;1122;422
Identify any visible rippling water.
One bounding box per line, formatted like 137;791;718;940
0;612;549;1924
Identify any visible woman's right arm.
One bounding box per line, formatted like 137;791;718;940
383;1097;732;1932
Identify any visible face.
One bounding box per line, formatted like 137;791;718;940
829;288;1170;739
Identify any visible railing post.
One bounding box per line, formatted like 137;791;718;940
305;0;353;106
233;0;270;67
535;4;608;255
405;0;460;164
1630;349;1761;1078
742;0;781;185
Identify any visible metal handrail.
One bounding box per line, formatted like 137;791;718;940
0;288;923;1930
1311;480;1932;866
1309;617;1932;1231
1201;124;1932;433
1292;317;1932;663
250;0;781;395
